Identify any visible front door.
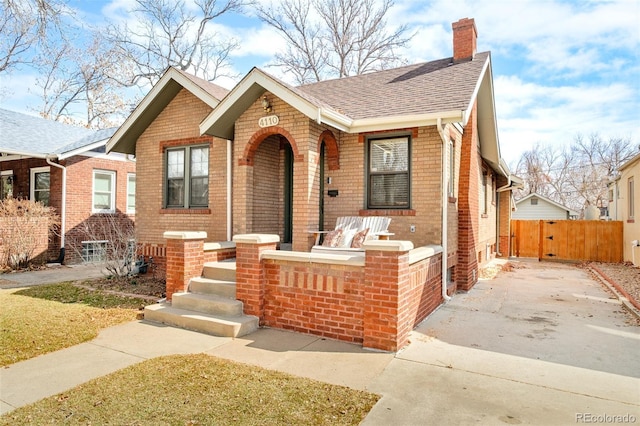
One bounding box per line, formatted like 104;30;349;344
283;144;293;243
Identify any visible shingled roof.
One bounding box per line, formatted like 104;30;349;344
298;52;489;120
0;108;116;159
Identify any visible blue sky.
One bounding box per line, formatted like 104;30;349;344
1;0;638;167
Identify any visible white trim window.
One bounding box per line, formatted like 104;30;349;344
1;170;14;200
93;170;116;213
127;173;136;214
30;166;50;206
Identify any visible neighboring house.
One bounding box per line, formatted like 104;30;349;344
608;152;640;266
0;109;136;265
512;193;577;220
108;18;520;292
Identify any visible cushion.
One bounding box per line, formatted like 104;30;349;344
322;229;343;247
337;228;357;248
351;228;369;248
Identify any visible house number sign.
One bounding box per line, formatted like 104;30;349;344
258;115;279;128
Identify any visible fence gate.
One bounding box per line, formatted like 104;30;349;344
511;220;623;263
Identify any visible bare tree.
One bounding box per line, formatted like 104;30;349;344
106;0;249;88
256;0;412;84
34;32;130;129
514;134;638;215
0;0;67;74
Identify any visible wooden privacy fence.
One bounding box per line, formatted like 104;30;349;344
511;220;623;263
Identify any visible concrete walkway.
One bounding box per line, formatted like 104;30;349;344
1;259;639;424
0;263;106;288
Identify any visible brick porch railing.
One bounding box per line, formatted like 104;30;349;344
164;232;443;352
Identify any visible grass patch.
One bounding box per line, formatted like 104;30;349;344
1;353;380;425
0;283;147;366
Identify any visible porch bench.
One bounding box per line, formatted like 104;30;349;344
309;216;391;254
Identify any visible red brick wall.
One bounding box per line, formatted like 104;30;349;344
262;259;366;343
1;154;135;264
457;102;480;290
64;155;136;264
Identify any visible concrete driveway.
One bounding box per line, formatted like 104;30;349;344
363;259;640;425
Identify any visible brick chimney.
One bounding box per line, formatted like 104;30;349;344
452;18;477;63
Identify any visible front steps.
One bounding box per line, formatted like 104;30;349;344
144;260;258;338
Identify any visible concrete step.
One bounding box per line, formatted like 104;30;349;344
203;260;236;281
188;277;236;299
144;303;258;338
172;292;243;316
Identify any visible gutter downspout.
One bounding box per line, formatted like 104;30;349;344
227;139;232;241
436;118;451;301
46;156;66;263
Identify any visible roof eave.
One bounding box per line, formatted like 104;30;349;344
474;55;507;177
0;148;49;159
58;139;108;160
107;67;223;155
347;110;464;134
200;69;322;139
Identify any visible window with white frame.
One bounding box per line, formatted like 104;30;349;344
93;170;116;213
629;177;635;219
1;170;14;200
367;136;410;209
30;166;50;206
127;173;136;214
82;240;108;262
165;145;209;208
448;140;455;197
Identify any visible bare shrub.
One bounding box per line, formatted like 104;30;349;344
0;197;60;270
69;212;137;277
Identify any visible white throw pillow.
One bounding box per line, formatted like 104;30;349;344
338;228;357;248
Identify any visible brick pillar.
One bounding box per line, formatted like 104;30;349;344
164;231;206;301
363;240;413;352
233;234;279;321
458;102;479;291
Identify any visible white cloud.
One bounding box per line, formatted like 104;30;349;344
495;75;640;165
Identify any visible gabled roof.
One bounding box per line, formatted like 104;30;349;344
0;108;116;160
107;67;230;155
199;51;507;176
516;193;577;215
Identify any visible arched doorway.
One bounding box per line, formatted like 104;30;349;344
242;128;298;245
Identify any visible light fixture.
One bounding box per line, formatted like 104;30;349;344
261;95;272;113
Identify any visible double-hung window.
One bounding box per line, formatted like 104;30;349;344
127;173;136;214
165;145;209;208
367;136;410;209
30;166;50;206
93;170;116;213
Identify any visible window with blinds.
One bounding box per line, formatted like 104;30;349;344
368;137;410;208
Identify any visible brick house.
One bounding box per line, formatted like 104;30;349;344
107;18;521;350
0;109;136;265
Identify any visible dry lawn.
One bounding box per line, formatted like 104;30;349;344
1;354;380;425
0;284;144;366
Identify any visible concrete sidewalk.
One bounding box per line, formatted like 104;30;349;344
0;263;107;288
2;259;639;424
